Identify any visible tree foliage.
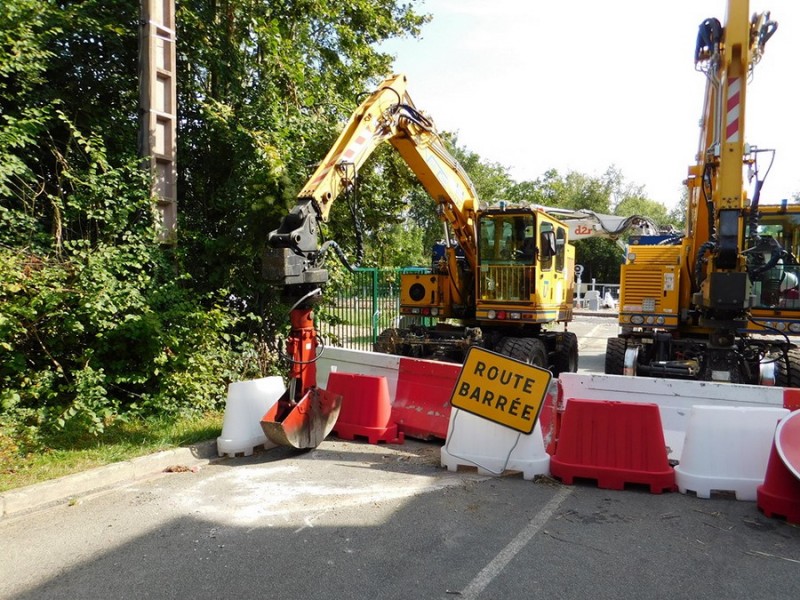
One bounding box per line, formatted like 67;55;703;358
0;0;427;438
176;0;427;303
1;0;696;441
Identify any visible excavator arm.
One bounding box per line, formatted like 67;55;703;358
547;208;659;240
265;73;478;296
261;74;480;449
689;1;778;313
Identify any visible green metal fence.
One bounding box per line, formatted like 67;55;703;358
318;267;427;352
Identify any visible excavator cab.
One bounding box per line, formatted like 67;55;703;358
747;207;800;318
473;207;571;314
476;211;537;301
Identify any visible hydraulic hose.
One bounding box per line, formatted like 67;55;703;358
695;18;722;63
319;240;359;273
693;241;716;292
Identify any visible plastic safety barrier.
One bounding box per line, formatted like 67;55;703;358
558;373;786;462
327;372;403;444
316;347;401;398
440;408;550;479
674;406;789;500
757;411;800;524
217;377;285;457
391;358;460;441
549;398;675;494
316;347;460;441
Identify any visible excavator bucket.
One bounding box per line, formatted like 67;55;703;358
261;387;342;450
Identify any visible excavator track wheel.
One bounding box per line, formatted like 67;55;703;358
496;336;548;370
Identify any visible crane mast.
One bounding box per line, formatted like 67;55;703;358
609;0;800;387
689;0;777;320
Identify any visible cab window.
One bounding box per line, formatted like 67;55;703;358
555;227;566;271
539;222;555;270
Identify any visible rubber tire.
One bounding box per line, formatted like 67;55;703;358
552;332;579;376
605;337;626;375
776;347;800;388
496;336;549;369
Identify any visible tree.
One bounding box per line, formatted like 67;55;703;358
175;0;428;310
1;0;142;250
324;145;430;269
0;0;430;436
446;137;514;202
615;195;672;224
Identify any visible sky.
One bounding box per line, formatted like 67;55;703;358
379;0;800;209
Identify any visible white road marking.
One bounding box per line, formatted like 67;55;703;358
458;486;572;599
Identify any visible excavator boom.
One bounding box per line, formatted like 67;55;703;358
266;74;478;292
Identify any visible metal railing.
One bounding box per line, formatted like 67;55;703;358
477;265;534;301
319;266;626;350
317;267;426;351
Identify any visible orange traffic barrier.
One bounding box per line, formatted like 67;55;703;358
327;372;403;445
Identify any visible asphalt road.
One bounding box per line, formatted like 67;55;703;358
568;313;618;375
2;314;798;600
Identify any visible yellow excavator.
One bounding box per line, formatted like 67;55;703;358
609;0;800;386
262;74;656;448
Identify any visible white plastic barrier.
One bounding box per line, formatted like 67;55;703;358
440;408;550;480
674;405;789;500
217;377;285;457
316;347;401;401
558;373;786;462
584;290;600;310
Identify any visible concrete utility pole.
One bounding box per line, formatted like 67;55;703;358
139;0;177;244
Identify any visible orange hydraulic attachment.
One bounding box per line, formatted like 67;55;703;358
261;308;342;449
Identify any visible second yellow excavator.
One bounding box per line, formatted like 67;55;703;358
609;0;800;386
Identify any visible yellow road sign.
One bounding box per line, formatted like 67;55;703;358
450;346;552;434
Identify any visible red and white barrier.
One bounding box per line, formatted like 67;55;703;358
316;347;401;397
558;373;787;463
757;410;800;524
549;398;675;493
312;347;800;518
316;347;461;441
326;372;403;444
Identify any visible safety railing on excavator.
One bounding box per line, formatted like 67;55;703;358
478;264;536;302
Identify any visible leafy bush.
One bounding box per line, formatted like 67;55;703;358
0;236;250;440
0;118;263;438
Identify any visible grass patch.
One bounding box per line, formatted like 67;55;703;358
0;412;223;493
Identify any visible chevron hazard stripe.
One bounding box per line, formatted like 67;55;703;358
726;76;741;143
